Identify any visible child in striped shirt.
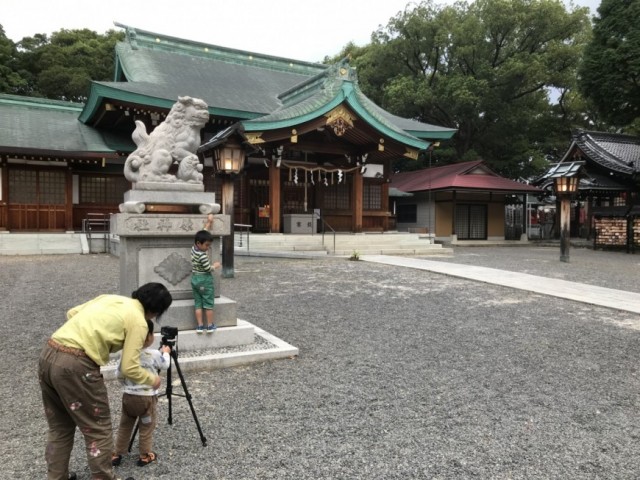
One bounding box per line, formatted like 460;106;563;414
191;222;221;333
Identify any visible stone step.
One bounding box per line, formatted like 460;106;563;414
0;232;84;255
239;233;451;256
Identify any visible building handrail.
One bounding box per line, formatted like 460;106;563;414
234;223;252;250
312;212;335;254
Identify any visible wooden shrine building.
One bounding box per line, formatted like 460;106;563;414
535;130;640;249
0;24;455;233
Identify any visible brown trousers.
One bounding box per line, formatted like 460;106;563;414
114;393;158;456
38;343;115;480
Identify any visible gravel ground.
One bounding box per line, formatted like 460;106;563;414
2;247;640;479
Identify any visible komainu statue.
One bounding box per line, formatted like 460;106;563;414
124;96;209;184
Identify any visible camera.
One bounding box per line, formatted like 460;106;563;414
160;326;178;348
161;326;178;338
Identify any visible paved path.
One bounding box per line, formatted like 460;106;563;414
362;254;640;314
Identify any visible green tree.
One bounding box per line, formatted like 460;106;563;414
11;28;123;101
0;26;28;94
579;0;640;133
350;0;592;178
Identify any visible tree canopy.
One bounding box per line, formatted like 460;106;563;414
342;0;592;177
579;0;640;133
0;27;123;102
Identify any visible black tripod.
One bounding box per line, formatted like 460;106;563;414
128;333;207;451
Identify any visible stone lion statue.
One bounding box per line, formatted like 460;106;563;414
177;154;204;183
124;96;210;184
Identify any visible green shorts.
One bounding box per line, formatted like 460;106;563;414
191;273;214;310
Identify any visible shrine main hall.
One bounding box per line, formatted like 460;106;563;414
0;24;455;233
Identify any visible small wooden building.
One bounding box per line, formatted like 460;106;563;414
0;24;456;233
390;160;541;241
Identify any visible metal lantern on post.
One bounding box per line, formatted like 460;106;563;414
213;140;246;176
198;124;251;278
549;162;583;263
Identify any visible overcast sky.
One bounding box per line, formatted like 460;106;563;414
2;0;601;63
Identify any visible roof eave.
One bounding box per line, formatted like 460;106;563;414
405;129;456;140
79;82;261;125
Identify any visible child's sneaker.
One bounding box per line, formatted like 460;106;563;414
206;324;217;333
196;325;204;334
137;451;157;467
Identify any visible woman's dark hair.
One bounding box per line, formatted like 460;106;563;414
132;282;173;318
146;319;155;337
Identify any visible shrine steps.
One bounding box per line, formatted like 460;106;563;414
0;232;84;255
236;233;453;257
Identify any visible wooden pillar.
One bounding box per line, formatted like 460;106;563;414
269;161;281;233
0;161;7;230
65;168;73;231
584;194;592;240
381;182;389;231
522;194;527;238
352;170;363;233
451;190;457;237
221;176;235;277
559;195;571;262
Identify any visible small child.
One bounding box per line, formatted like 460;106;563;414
112;323;170;467
191;219;221;333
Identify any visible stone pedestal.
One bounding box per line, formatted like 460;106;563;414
112;212;240;338
120;189;220;214
283;213;317;234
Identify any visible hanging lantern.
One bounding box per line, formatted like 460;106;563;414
553;176;579;194
213;140;246;174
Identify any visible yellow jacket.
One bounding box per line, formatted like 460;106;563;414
52;294;155;386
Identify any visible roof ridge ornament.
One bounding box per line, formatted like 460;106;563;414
326;56;357;82
125;27;138;50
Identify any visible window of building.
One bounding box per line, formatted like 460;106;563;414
39;171;66;204
322;183;350;210
397;204;417;223
363;183;382;210
9;169;37;203
80;175;129;204
9;168;65;204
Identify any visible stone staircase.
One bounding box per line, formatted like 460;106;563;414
0;232;85;255
237;232;453;256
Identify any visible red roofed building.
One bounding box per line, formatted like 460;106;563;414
390;160;541;242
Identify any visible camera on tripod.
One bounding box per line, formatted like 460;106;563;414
129;323;207;447
160;326;178;348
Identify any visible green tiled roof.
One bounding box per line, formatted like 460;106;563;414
80;24;328;123
80;25;456;148
0;95;131;154
243;63;433;150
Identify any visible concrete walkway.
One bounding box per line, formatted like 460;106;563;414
362;254;640;314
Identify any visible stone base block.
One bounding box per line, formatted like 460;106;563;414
159;320;254;352
157;296;237;331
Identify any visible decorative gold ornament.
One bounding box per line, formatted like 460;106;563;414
245;133;265;144
403;148;419;160
325;106;356;136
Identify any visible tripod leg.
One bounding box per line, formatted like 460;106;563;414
166;355;173;425
171;351;208;447
127;420;139;453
